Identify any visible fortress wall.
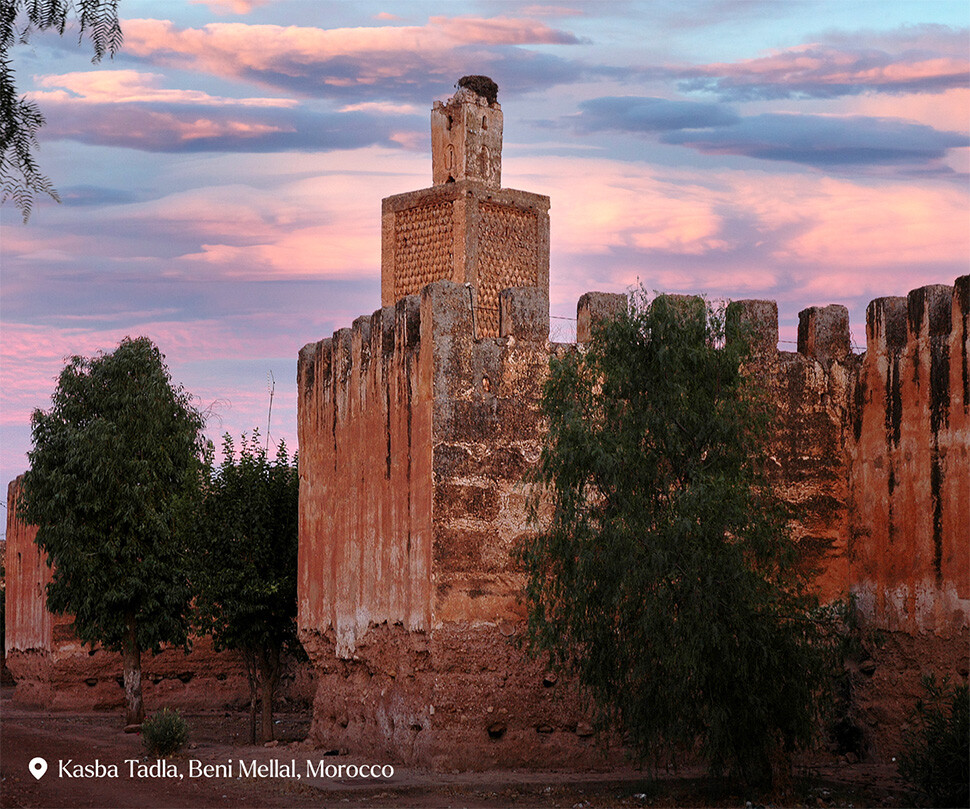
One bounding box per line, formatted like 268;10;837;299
296;295;437;764
425;283;611;769
427;283;546;624
848;280;969;634
6;478;52;656
764;305;859;602
298;276;967;767
297;295;432;663
297;282;612;768
4;484;312;713
5;477;56;705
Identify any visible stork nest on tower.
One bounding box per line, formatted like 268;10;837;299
457;75;498;105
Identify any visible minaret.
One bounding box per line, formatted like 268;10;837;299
431;76;503;187
381;76;550;337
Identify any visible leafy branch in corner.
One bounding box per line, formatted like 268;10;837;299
1;0;122;221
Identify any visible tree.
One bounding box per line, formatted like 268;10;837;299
1;0;122;221
19;336;204;725
191;432;301;744
517;292;833;787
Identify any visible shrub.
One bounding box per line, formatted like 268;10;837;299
141;707;189;757
898;675;969;808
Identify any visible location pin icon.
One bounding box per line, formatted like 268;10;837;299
29;757;48;780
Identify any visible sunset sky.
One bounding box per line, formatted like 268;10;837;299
2;0;968;493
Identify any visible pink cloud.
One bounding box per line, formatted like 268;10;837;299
338;101;420;114
37;104;294;149
189;0;269;15
679;36;970;99
31;70;295;107
519;6;585;17
120;15;581;88
428;15;581;45
516;155;733;257
773;180;968;270
506;155;968;313
847;87;970;137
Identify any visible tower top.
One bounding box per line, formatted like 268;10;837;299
431;76;503;188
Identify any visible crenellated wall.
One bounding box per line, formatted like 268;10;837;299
297;276;969;768
849;281;969;635
297;297;432;659
296;283;614;769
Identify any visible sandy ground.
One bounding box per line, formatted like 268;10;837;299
0;687;913;809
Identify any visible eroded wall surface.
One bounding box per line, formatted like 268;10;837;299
298;277;968;768
3;478;313;711
298;283;616;769
849;281;969;635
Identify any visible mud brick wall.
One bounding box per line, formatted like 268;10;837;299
297;297;433;658
298;277;967;767
849;280;969;635
3;477;314;711
727;298;860;602
728;281;969;631
297;283;616;770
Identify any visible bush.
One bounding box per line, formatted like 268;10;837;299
141;707;189;757
898;675;969;808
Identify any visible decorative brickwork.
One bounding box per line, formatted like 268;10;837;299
477;203;540;335
381;80;549;337
393;202;454;302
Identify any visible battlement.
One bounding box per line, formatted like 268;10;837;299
297;275;967;767
300;273;968;630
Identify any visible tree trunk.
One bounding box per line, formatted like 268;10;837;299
244;651;258;746
122;612;144;726
768;739;793;801
257;646;282;744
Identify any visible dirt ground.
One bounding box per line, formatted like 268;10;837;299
0;687;914;809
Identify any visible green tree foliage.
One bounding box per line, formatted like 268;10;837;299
517;292;834;786
2;0;122;220
191;433;300;744
19;336;204;725
899;675;970;808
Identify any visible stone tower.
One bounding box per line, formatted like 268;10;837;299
381;77;550;336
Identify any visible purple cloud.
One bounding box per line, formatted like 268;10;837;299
673;26;970;100
37;100;400;152
661;113;968;168
575;96;740;132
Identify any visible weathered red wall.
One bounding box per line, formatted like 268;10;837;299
297;277;968;768
297;283;617;769
3;478;313;711
849;281;969;634
297;296;433;661
6;478;52;660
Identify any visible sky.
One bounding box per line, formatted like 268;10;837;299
2;0;968;495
